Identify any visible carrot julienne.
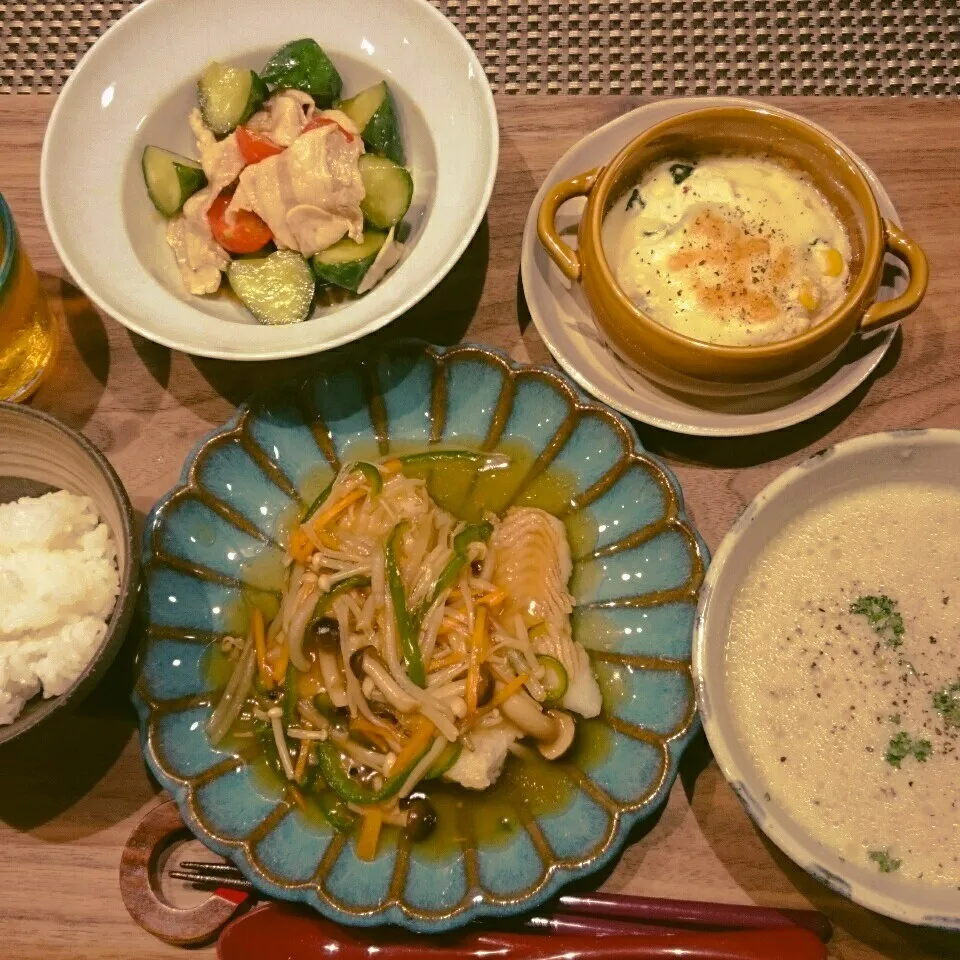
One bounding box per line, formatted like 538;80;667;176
428;649;465;671
311;488;366;531
351;714;394;751
356;807;383;861
465;606;488;714
492;673;529;707
393;716;436;771
252;608;270;687
288;525;314;564
476;589;506;608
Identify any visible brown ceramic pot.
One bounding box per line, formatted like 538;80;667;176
537;105;928;396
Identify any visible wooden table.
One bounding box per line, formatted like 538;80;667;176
1;95;959;960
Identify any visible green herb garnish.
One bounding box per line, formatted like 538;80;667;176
933;679;960;728
625;188;643;210
888;713;901;725
885;730;932;768
850;595;905;648
868;849;902;873
669;162;695;185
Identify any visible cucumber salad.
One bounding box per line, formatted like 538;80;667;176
142;39;414;325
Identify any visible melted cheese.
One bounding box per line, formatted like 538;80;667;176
602;156;852;346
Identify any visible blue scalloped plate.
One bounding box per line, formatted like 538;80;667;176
133;341;708;931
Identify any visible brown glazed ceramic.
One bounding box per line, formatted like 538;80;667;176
537;105;929;396
0;402;138;745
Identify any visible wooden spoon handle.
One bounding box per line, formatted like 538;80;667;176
120;799;248;946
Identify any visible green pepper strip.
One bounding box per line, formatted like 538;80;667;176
537;653;568;705
313;789;356;833
398;450;492;469
426;740;462;779
302;478;334;523
354;461;382;496
316;737;434;805
386;522;425;687
417;521;494;621
302;461;383;522
310;574;372;623
301;766;357;833
386;520;496;688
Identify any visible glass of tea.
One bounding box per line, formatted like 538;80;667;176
0;191;59;402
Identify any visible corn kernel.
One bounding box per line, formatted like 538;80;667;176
819;246;844;277
798;280;820;313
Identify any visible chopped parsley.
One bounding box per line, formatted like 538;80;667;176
625;188;644;211
932;679;960;727
868;849;902;873
669;162;695;185
850;594;905;648
885;730;932;768
888;713;901;725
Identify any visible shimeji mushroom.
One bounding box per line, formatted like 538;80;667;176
499;688;576;760
362;651;419;713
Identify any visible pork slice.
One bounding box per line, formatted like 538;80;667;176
226;125;365;256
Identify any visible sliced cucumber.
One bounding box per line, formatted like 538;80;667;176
358;155;413;230
197;61;268;136
261;39;342;106
311;230;387;292
227;250;315;325
339;81;405;165
141;146;207;217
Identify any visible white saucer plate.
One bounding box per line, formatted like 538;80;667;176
520;97;907;437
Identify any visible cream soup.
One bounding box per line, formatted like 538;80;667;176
602;156;852;346
726;482;960;886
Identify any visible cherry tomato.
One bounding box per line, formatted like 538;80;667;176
207;191;273;254
235;125;285;164
302;115;355;142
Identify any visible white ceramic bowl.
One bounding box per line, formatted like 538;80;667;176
694;429;960;929
41;0;498;360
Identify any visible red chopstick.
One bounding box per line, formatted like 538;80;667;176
177;860;832;944
556;892;832;943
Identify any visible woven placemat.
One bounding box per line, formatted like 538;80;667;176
2;1;958;96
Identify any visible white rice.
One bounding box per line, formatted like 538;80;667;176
0;490;119;725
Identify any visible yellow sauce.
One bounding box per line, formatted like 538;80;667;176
602;156;851;346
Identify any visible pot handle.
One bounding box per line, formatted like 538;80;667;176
859;219;929;333
536;167;602;283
